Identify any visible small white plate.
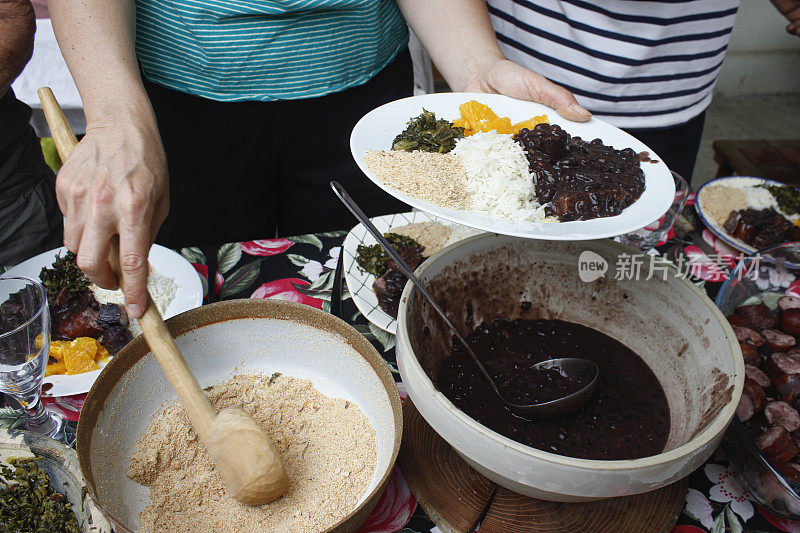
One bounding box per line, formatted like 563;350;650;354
351;92;674;240
343;212;482;335
695;176;794;255
2;245;203;396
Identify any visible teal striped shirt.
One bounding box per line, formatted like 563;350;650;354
134;0;409;102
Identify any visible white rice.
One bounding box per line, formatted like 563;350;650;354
747;187;780;211
91;267;177;337
451;132;550;222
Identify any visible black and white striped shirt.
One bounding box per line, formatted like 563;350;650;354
488;0;740;129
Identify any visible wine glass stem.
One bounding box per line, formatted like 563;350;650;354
22;393;46;424
18;390;61;436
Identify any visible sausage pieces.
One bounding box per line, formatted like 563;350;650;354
733;326;766;347
757;426;799;464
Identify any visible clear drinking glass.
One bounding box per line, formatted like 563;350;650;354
618;171;690;252
0;276;65;439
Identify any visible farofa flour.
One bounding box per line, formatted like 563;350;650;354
127;374;377;532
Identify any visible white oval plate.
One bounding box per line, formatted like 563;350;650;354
2;245;203;396
351;93;674;240
695;175;796;255
343;211;483;335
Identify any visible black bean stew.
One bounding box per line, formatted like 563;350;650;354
437;318;670;460
513;123;646;221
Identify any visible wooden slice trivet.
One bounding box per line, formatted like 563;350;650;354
399;400;688;533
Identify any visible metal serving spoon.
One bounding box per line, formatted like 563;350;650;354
330;181;598;418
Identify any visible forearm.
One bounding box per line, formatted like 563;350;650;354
396;0;504;91
47;0;168;318
47;0;154;125
0;0;35;93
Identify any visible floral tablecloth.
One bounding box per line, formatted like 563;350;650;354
4;198;800;532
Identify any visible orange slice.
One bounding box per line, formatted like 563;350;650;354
63;337;102;375
48;340;70;361
512;115;549;132
454;101;549;135
485;117;515;134
64;348;99;375
45;361;67;377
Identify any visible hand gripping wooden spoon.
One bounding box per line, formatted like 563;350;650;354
38;87;290;505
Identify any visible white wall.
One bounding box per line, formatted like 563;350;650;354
714;1;800;96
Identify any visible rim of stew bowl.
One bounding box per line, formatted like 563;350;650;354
396;235;743;472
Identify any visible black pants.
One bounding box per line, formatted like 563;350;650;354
147;51;414;248
625;111;706;183
0;90;62;266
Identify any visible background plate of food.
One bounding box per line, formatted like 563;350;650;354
343;211;482;334
350;92;674;240
1;245;203;396
696;176;800;255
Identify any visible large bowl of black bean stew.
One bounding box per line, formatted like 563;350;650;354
716;243;800;519
395;235;744;502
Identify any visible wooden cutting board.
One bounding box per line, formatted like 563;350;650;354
398;400;688;533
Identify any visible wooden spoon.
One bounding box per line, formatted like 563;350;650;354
38;87;290;505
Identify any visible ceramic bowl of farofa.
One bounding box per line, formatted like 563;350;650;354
396;235;744;502
76;299;401;532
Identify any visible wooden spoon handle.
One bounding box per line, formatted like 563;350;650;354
38;87;78;158
106;238;218;434
38;86;217;437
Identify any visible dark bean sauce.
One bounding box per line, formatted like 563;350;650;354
504;365;590;404
513;124;646;221
437;318;670;460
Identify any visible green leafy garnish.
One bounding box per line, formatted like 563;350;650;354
392;109;464;153
39;251;90;301
0;457;81;532
763;184;800;216
355;233;421;276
